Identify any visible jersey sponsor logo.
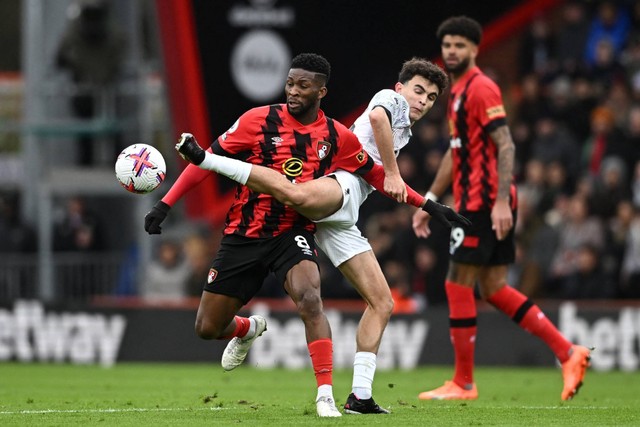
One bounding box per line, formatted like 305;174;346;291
317;141;331;160
486;105;505;119
282;157;303;177
271;136;283;146
356;150;366;163
208;268;218;284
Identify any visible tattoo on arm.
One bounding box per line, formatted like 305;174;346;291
490;125;515;200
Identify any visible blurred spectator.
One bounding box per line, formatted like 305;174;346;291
587;37;627;92
515;73;549;128
567;75;600;141
584;0;631;67
632;159;640;207
559;243;617;299
142;238;191;299
519;14;556;79
53;196;104;252
410;244;443;307
511;120;534;178
590;156;631;219
622;104;640;174
548;194;606;293
555;0;591;76
182;233;216;297
518;159;546;213
0;192;36;253
582;106;630;176
530;115;580;187
537;161;572;216
620;204;640;296
606;199;636;285
55;0;127;165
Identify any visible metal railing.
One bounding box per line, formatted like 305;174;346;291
0;252;127;303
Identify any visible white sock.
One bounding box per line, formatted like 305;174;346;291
316;384;333;401
352;351;377;399
200;152;252;185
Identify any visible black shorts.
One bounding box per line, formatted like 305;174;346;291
449;210;516;266
203;228;319;304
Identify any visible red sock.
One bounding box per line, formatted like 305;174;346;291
220;316;251;339
487;285;572;363
308;339;333;387
446;281;477;388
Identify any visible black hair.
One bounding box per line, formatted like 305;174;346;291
436;16;483;45
398;57;449;95
290;53;331;84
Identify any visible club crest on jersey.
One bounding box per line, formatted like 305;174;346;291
207;268;218;284
317;141;331;160
356;149;366;163
282;157;303;177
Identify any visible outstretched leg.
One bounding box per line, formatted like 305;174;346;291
176;133;343;220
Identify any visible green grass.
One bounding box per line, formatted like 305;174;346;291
0;363;638;426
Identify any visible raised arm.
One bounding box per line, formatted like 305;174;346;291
369;106;406;202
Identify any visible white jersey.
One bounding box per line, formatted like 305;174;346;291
351;89;413;165
315;89;414;267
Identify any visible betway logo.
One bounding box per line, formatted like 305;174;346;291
248;305;428;369
559;302;640;371
0;300;126;366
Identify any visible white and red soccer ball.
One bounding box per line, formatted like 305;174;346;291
115;144;166;194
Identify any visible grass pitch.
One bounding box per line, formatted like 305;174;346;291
0;363;638;426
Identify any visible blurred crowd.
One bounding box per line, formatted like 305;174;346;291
3;0;640;308
344;0;640;310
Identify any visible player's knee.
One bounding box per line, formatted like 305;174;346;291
371;294;394;318
194;318;222;340
295;290;323;319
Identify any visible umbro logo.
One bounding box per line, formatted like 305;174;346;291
271;137;283;145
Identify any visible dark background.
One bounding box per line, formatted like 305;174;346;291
192;0;525;135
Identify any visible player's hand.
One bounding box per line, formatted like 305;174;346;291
412;208;432;238
384;174;407;203
175;132;206;165
422;199;471;229
491;199;513;240
144;200;171;235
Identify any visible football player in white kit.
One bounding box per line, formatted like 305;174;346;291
174;58;452;414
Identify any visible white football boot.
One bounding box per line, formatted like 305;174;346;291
221;315;267;371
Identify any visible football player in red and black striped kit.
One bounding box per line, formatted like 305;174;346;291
412;16;591;401
145;53;466;417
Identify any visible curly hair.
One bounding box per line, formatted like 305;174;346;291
290;53;331;84
398;58;449;95
436;16;483;45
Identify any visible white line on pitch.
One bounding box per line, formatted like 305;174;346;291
0;407;228;415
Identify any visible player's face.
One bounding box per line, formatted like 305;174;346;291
396;76;440;123
285;69;327;123
441;34;477;75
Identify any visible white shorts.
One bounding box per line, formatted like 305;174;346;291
314;170;374;267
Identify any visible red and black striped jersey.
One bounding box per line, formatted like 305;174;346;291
447;66;516;212
212;104;374;238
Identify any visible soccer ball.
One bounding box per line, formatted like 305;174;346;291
115;144;166;194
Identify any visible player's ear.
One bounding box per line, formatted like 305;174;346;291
394;82;404;93
318;86;327;100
